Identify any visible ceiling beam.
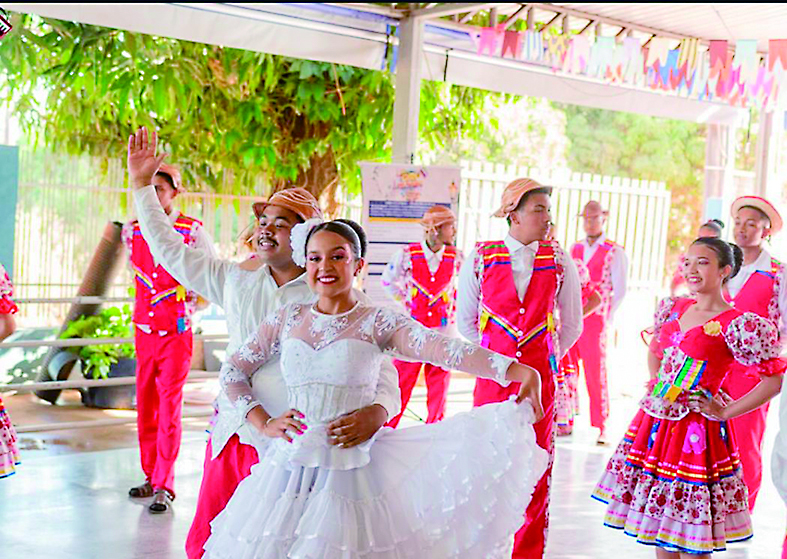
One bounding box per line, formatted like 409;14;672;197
540;12;561;32
411;3;501;20
503;4;529;30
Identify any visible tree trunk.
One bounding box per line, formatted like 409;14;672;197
273;146;341;216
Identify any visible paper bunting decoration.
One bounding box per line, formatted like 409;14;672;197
524;30;543;62
461;25;787;110
678;38;699;72
501;29;522;59
646;37;672;67
588;36;615;78
566;35;590;73
544;33;571;70
478;26;502;56
768;39;787;72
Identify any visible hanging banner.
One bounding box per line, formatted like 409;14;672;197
359;163;461;303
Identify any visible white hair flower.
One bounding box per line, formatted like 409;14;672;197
290;218;324;267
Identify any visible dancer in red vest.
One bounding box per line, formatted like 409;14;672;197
381;205;463;427
556;257;602;436
570;201;629;444
725;195;786;512
457;178;583;559
122;160;216;513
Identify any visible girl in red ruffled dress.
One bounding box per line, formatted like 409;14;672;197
593;237;785;557
0;262;20;478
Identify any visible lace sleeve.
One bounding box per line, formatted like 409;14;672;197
724;312;786;376
219;306;286;417
373;307;514;386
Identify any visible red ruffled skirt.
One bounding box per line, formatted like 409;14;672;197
592;408;751;554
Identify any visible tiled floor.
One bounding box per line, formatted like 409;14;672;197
1;376;783;558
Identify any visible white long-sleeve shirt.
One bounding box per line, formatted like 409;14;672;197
456;235;583;358
133;186;401;458
576;232;629;316
725;248;787;340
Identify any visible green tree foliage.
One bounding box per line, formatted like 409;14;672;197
561;105;707;270
0;13;501;203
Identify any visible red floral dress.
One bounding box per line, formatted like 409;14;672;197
592;296;786;554
556;259;597;435
0;262;20;478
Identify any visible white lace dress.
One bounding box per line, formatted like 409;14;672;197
204;302;549;559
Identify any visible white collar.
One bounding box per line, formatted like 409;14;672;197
584;232;607;248
421;240;445;258
504;234;539;253
744;249;772;272
259;264;308;291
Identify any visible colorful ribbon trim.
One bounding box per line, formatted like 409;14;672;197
652;356;707;402
132;265;154;290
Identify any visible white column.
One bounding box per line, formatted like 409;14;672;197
704;123;736;223
754;110;784;203
391;16;424;164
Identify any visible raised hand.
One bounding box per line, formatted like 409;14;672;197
127;126;168;190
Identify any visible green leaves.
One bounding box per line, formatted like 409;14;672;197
1;12;499;200
59;305;135;380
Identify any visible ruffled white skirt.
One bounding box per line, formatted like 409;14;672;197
203;398;549;559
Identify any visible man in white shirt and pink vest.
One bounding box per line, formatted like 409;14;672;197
570;201;629;445
381;205;463;426
726;195;786;512
457;178;583;559
122;158;217;513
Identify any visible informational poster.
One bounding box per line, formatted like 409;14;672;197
359;162;461;304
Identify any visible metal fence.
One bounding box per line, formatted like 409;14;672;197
12;149;362;326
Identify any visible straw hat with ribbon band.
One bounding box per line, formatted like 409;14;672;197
731;196;783;236
577;200;609;218
420;205;456;232
253;187;323;223
156;163;185;193
492;178;548;218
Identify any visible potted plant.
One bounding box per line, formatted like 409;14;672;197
59;304;137;409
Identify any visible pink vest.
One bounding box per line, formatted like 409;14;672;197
406;243;457;329
723;257;783;327
130;215;200;333
571;239;618;319
477;240;561;395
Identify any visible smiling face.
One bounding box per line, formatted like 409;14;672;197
733;206;770;248
306;230;364;298
436;221;457;246
256;205;302;268
683;242;731;295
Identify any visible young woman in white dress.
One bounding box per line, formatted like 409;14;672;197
204;219;550;559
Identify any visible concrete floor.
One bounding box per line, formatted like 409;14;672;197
0;372;783;559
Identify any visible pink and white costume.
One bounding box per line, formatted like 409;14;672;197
381;241;463;426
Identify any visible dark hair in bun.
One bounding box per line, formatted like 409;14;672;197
691;237;743;283
699;219;724;237
335;219;368;258
306;219;367;260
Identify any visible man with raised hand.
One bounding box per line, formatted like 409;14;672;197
126;127;400;557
